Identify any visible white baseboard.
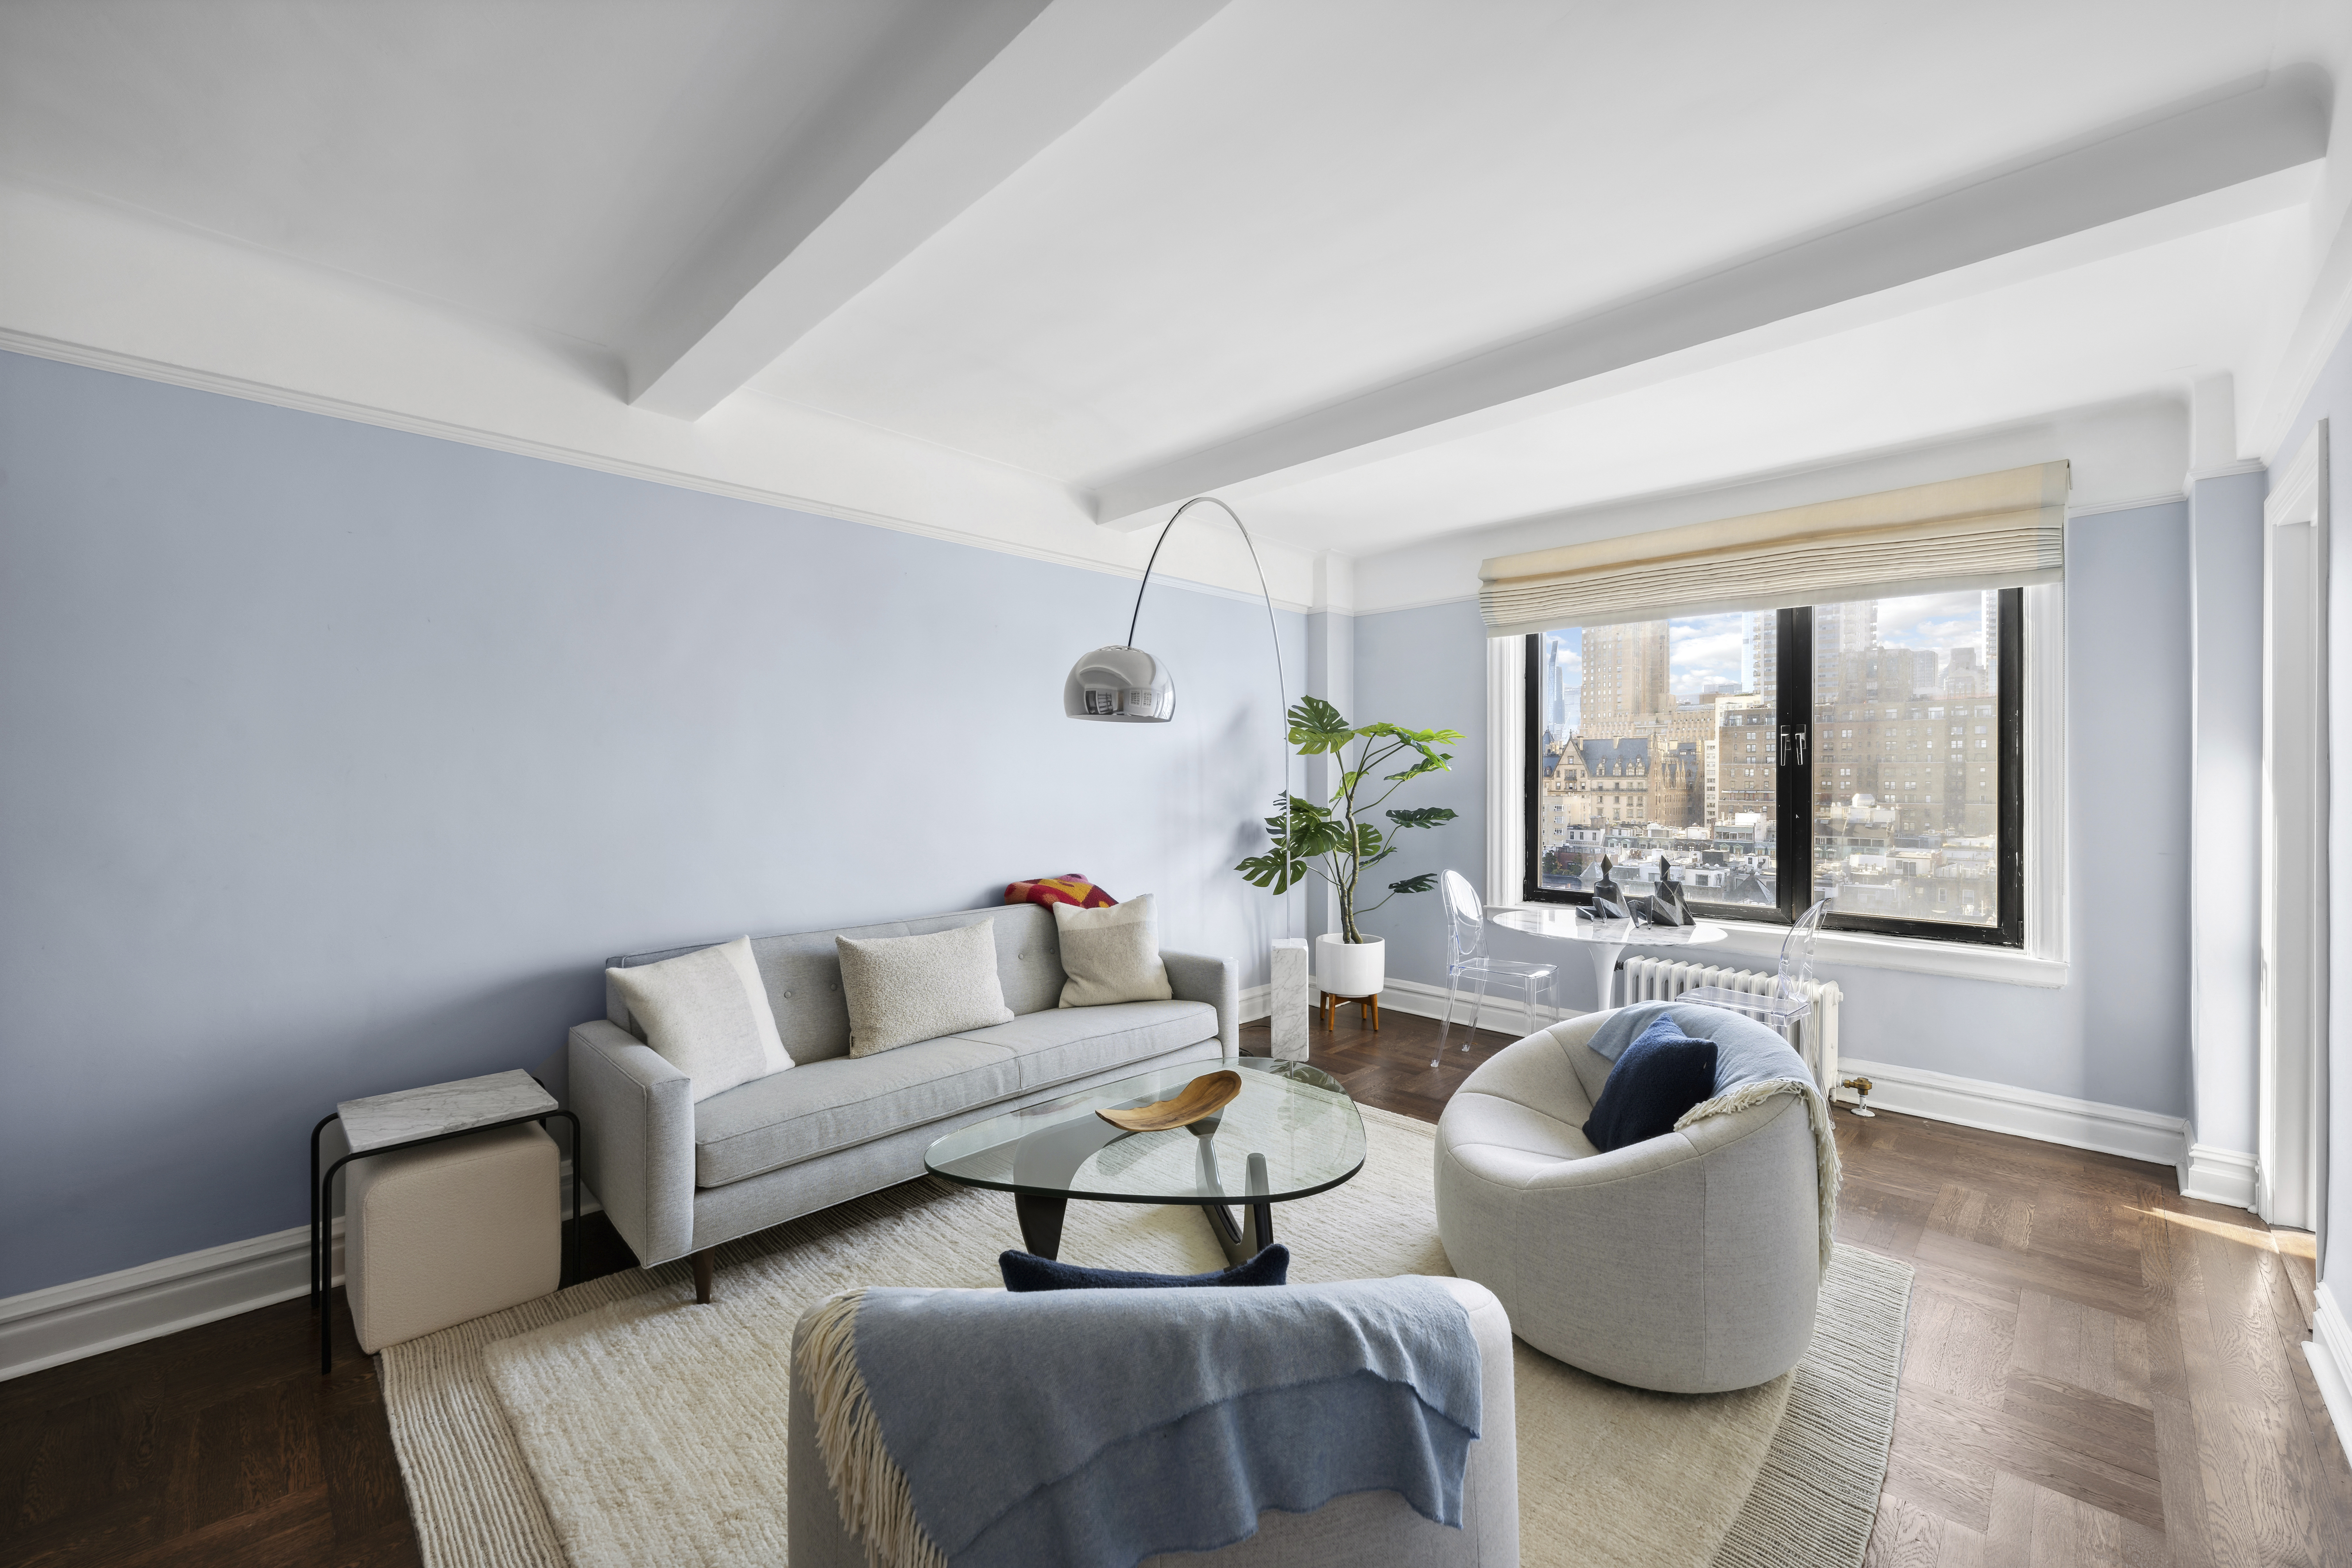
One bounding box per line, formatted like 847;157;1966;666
1240;976;1555;1040
0;1160;600;1382
1380;976;1562;1037
0;1219;343;1383
1837;1055;2190;1170
2177;1141;2261;1210
2309;1282;2352;1458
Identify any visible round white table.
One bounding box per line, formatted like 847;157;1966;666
1487;907;1729;1014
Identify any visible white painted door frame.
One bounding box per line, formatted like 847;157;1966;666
2259;420;2329;1236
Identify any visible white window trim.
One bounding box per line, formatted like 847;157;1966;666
1485;585;2068;988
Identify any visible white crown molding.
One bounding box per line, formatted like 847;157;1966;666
1839;1055;2186;1168
0;326;1319;617
2252;199;2352;464
2067;491;2190;517
2183;458;2268;485
2177;1139;2260;1209
2309;1283;2352;1460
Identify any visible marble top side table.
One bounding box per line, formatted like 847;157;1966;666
310;1068;579;1372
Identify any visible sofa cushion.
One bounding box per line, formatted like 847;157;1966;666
609;904;1069;1067
693;1038;1021;1188
950;1000;1219;1090
837;921;1013;1058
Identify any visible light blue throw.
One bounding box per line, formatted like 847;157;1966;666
848;1276;1481;1568
1586;1001;1809;1094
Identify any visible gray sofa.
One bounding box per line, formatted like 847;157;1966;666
570;903;1237;1292
1434;1010;1821;1393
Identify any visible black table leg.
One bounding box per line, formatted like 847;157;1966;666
1014;1193;1067;1260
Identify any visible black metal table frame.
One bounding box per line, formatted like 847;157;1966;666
310;1090;580;1374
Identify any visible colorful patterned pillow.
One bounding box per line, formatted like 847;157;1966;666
1004;873;1117;909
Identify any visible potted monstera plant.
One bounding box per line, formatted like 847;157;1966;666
1235;697;1462;998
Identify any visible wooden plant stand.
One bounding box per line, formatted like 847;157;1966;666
1320;990;1380;1030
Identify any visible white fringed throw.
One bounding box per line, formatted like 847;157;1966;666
1675;1077;1842;1272
800;1289;947;1568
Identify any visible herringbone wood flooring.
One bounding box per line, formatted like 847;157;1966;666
6;1007;2346;1566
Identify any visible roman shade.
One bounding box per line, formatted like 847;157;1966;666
1478;462;2069;637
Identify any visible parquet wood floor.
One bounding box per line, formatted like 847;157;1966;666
6;1007;2345;1566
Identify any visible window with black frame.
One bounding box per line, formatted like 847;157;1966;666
1523;587;2023;946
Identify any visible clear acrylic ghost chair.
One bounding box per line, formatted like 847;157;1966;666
1433;870;1558;1067
1677;897;1831;1039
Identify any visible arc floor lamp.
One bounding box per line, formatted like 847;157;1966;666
1063;494;1295;891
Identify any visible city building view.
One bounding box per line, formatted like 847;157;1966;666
1535;590;2003;927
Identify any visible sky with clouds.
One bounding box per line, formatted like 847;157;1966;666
1543;590;1989;713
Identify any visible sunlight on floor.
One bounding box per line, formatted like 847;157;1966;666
2138;1206;2316;1259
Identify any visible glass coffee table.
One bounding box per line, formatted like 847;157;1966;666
925;1057;1365;1266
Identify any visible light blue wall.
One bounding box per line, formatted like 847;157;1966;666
2187;470;2267;1155
0;350;1303;1297
2279;314;2352;1290
1352;501;2194;1121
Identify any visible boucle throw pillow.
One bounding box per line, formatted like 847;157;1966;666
605;937;791;1104
1053;894;1173;1008
1583;1014;1718;1152
836;920;1014;1058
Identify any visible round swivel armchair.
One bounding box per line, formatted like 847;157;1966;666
1434;1009;1824;1393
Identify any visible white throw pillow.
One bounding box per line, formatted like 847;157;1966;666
1054;894;1174;1008
836;919;1015;1058
606;937;791;1103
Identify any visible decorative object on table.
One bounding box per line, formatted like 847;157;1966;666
925;1056;1364;1266
1236;694;1463;1003
1268;936;1310;1060
1321;989;1380;1030
1643;854;1692;926
1584;854;1632;921
1839;1075;1877;1117
1094;1069;1242;1131
1053;894;1175;1006
834;919;1015;1057
311;1067;579;1372
1580;1015;1718;1151
1004;873;1117;909
604;935;792;1101
1677;897;1831;1039
1432;868;1557;1064
999;1242;1291;1291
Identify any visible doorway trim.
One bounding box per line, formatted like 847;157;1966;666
2260;420;2329;1238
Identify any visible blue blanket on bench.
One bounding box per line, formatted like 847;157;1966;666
834;1276;1481;1568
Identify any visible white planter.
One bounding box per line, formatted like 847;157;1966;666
1316;933;1387;998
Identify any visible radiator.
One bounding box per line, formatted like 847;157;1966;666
1616;956;1843;1095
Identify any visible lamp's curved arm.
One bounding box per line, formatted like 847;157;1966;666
1127;496;1298;900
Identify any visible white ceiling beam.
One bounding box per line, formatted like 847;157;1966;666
628;0;1229;421
1089;68;2330;530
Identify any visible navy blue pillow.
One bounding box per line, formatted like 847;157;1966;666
1000;1243;1290;1292
1582;1016;1719;1153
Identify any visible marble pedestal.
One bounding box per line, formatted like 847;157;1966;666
1269;938;1310;1061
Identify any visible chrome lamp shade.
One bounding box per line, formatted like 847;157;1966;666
1065;644;1175;722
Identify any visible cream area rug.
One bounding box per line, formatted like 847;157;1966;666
380;1105;1911;1568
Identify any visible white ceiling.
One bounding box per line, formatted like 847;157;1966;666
2;0;2349;578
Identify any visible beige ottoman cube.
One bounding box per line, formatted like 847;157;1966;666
346;1121;561;1353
